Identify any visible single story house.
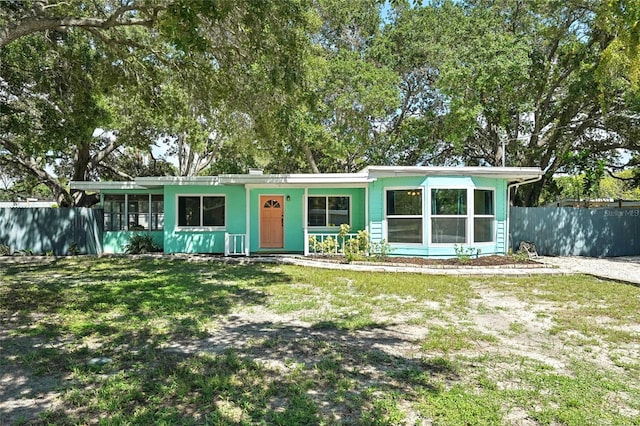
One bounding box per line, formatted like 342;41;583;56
70;166;542;258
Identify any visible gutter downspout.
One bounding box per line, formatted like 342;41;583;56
506;175;543;254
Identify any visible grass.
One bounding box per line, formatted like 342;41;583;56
0;257;639;425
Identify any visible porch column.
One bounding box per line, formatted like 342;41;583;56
245;186;251;255
365;185;369;234
303;187;309;256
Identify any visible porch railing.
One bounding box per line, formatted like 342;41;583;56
225;233;248;256
305;231;363;256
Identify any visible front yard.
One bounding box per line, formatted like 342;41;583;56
1;257;639;425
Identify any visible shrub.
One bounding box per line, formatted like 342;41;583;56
0;244;11;256
68;242;80;256
453;244;480;263
370;239;392;258
125;233;161;254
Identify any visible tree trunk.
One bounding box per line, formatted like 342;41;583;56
71;190;100;207
303;145;321;173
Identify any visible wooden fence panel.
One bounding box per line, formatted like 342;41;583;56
509;207;640;257
0;208;103;255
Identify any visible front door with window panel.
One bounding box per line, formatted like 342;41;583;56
260;196;284;248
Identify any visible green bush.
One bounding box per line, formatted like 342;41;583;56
0;244;11;256
370;239;392;258
124;233;161;254
68;242;80;256
453;244;480;263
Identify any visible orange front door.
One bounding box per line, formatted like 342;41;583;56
260;196;284;248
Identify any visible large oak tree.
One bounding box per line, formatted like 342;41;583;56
377;0;640;205
1;0;310;206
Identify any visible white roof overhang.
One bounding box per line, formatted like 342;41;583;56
70;167;543;191
69;181;147;191
134;176;221;188
219;173;372;186
360;166;543;182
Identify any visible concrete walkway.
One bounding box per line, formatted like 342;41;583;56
537;256;640;285
254;255;640;284
247;255;571;277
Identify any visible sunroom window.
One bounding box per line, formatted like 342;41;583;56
151;195;164;231
307;196;350;227
103;194;163;231
386;189;423;244
128;194;149;230
178;196;225;228
431;189;467;244
104;194;126;231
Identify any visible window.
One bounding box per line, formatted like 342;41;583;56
103;194;163;231
431;189;467;244
307;196;350;227
386;189;423;244
128;194;149;230
474;189;494;243
151;195;164;231
178;196;225;228
430;188;496;244
104;194;126;231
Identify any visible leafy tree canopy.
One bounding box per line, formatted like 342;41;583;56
2;0;640;206
1;0;311;206
376;0;640;205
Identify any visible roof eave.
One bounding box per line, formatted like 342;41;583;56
70;181;146;191
134;177;221;187
362;166;543;181
219;173;372;185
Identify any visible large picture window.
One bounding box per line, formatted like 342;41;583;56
178;196;225;228
386;189;423;244
431;189;467;244
307;196;350;227
473;189;494;243
430;188;496;244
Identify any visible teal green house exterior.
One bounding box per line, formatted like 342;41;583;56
71;166;542;258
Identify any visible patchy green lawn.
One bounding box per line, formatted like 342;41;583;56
0;257;639;425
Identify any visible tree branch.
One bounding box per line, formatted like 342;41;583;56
97;162;134;181
1;4;164;47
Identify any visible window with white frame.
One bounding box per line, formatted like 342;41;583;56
473;189;494;243
386;189;423;244
430;188;496;244
307;196;350;227
178;195;225;228
430;188;467;244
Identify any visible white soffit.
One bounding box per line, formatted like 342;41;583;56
70;181;144;191
361;166;543;181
